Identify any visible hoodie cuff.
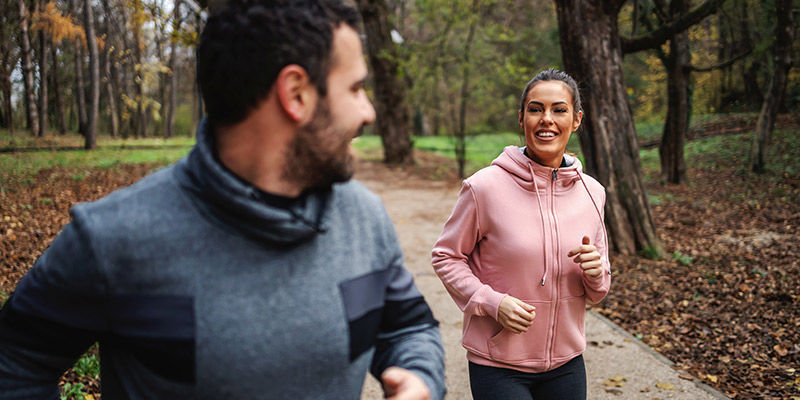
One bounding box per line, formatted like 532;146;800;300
472;285;506;320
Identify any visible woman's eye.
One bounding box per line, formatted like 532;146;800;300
555;108;567;113
528;107;541;112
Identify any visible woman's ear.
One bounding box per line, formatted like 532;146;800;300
275;64;318;124
572;109;583;132
518;109;524;130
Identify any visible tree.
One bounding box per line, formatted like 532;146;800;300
69;0;88;135
18;0;40;135
83;0;99;149
751;0;794;173
356;0;414;164
554;0;724;255
165;0;182;138
0;0;18;132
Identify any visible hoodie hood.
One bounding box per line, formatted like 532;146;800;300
491;146;583;191
176;119;331;246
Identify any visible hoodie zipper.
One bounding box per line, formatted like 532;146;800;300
546;167;561;370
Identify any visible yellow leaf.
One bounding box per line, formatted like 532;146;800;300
655;382;675;390
705;374;718;383
602;376;627;387
85;395;95;400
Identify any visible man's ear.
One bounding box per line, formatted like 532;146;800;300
275;64;318;123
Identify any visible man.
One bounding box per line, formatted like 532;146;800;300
0;1;445;398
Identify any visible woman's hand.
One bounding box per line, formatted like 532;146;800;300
497;296;535;334
568;236;603;277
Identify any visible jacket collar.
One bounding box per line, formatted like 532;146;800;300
177;119;331;246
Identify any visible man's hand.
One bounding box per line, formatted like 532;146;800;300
497;296;535;334
568;236;603;277
381;367;431;400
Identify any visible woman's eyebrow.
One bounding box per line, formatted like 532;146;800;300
527;100;568;106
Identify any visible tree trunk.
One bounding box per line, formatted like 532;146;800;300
132;1;146;138
455;0;479;179
69;0;87;135
38;22;48;137
51;45;67;134
356;0;414;165
555;0;662;256
83;0;99;149
18;0;39;134
0;13;15;133
751;0;794;173
102;44;119;137
166;0;181;138
659;0;691;184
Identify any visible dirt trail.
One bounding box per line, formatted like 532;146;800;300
355;161;725;400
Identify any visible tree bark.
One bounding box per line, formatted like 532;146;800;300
38;14;48;137
83;0;99;149
0;8;15;132
51;45;67;134
555;0;662;256
356;0;414;165
132;1;146;138
69;0;87;135
165;0;181;138
659;0;691;184
751;0;794;173
18;0;39;134
455;0;479;179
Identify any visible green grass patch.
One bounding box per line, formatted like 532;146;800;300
73;343;100;378
638;128;800;183
60;382;87;400
0;131;194;185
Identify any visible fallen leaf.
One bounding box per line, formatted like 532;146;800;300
604;388;623;395
655;382;675;390
705;374;719;383
603;376;627;387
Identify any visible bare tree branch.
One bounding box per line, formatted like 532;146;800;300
689;48;751;72
621;0;727;54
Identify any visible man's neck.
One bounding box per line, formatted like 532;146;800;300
215;117;303;198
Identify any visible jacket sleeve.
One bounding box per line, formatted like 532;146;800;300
0;211;104;399
368;208;445;400
431;181;506;319
582;186;611;304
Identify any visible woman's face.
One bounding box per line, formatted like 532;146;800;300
518;80;583;169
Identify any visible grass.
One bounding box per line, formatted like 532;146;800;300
0;130;194;185
639;128;800;182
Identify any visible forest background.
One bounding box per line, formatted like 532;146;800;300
0;0;798;399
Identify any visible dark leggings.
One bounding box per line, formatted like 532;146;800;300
469;355;587;400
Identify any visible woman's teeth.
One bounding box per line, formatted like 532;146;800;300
537;131;557;137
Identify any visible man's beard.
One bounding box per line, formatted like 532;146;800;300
282;100;358;191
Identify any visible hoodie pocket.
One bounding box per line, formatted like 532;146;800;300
552;297;586;361
486;300;550;362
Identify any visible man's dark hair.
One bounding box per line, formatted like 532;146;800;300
197;0;361;127
519;68;582;117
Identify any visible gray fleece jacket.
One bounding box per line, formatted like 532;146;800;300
0;120;445;399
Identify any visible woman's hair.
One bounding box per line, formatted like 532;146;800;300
518;68;582;118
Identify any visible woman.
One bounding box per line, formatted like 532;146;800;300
431;68;611;400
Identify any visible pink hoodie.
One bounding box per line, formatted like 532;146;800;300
432;145;611;373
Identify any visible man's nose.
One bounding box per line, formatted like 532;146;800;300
363;97;376;125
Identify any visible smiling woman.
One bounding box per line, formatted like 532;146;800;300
432;68;610;400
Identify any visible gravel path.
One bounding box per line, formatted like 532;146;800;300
355;163;728;400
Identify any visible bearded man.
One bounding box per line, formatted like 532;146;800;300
0;1;445;399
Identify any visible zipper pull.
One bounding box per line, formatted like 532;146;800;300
552;168;558;181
